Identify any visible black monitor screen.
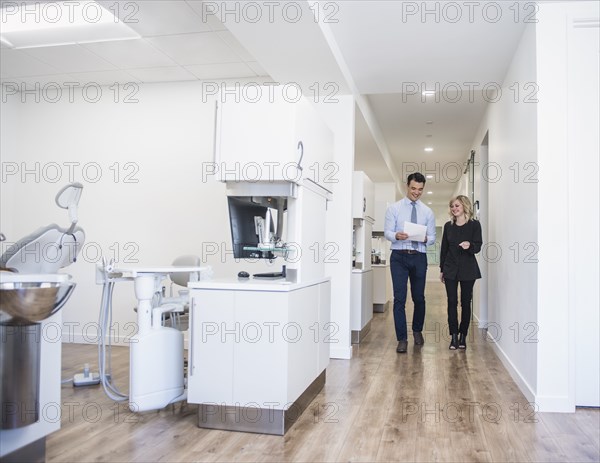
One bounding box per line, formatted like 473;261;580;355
227;197;274;259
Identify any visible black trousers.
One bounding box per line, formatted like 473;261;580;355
444;278;475;335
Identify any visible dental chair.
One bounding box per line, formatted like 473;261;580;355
0;183;83;441
1;183;85;273
154;255;201;331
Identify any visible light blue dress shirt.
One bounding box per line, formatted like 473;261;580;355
384;198;436;252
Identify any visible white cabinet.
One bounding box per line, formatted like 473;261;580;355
373;182;397;233
372;264;392;313
214;93;333;187
351;269;373;343
188;279;330;434
352;171;374;221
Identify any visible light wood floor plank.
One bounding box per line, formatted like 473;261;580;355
46;282;599;462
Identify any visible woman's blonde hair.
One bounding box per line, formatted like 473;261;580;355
448;195;474;223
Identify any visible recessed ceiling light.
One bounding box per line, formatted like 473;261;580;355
426;121;434;124
427;202;432;205
424;147;434;152
426;175;433;179
422;90;436;96
0;1;140;49
427;191;433;195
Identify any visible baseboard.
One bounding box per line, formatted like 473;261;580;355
63;330;190;348
473;313;488;329
486;330;575;412
486;330;536;404
330;345;353;360
62;333;131;346
197;370;326;435
373;300;390;313
534;395;575;413
351;320;372;344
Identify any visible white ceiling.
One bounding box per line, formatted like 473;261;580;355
1;0;528;217
327;1;526;213
0;1;269;85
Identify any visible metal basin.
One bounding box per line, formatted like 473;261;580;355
0;276;75;324
0;274;75;431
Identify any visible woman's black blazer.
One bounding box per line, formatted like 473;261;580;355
440;219;483;281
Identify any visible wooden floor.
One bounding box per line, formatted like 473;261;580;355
48;283;600;462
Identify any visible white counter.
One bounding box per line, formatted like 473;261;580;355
351;268;370;274
188;277;329;292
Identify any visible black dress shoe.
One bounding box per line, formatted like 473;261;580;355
413;331;424;345
458;333;467;349
449;334;458;350
396;340;408;353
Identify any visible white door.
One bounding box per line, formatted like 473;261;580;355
569;19;600;407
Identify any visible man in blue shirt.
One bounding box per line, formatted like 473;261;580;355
384;172;436;353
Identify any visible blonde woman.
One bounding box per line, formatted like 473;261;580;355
439;195;482;350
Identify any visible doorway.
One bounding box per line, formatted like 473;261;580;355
470;133;489;328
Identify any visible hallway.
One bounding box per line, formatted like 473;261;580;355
49;282;600;462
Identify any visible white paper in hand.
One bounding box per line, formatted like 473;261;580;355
404;221;427;242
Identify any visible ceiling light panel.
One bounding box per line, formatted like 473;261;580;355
1;1;140;49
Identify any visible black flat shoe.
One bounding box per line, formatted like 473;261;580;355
458;333;467;350
449;334;458;350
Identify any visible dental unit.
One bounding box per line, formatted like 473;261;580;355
1;183;84;461
96;257;210;412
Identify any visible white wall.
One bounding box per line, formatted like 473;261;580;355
469;23;538;400
469;1;600;412
0;81;295;343
319;96;355;359
536;1;600;410
0;89;17;242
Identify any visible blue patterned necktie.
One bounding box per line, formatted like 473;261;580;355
411;201;418;250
